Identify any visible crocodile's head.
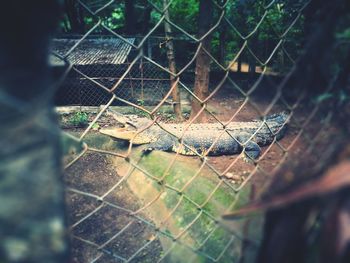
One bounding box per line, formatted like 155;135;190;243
100;127;153;144
99;116;154;145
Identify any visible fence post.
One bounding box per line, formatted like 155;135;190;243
0;1;70;262
147;37;152;59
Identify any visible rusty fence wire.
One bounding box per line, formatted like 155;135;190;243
16;0;349;262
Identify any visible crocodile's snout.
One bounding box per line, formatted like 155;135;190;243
100;127;153;145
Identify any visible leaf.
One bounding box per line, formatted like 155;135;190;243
92;123;100;130
223;161;350;219
315;92;333;103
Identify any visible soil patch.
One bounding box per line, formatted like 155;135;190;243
64;152;163;262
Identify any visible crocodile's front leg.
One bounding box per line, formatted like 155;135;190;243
236;134;261;161
242;140;261;160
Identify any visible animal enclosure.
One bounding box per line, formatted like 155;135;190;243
56;1;350;262
2;1;350;263
52;37;175;106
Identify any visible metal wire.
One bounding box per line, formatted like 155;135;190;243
4;0;348;262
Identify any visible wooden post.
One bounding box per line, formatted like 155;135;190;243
189;0;214;122
163;0;183;120
141;57;144;102
147;37;152;59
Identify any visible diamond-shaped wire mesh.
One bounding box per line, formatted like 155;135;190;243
47;0;350;262
54;47;172;106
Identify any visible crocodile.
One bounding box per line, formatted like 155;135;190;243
100;112;288;159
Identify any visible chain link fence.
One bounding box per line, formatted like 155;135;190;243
2;0;349;262
53;36;175;106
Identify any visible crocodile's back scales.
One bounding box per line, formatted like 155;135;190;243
142;112;288;157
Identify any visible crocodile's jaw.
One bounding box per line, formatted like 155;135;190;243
99;128;152;145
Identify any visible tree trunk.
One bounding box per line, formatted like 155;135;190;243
142;0;152;35
238;55;242;73
0;1;70;262
219;0;226;66
219;24;226;65
125;0;135;35
190;0;214;122
163;0;183;121
248;37;256;76
64;0;84;33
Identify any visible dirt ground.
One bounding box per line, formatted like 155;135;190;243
65;152;164;263
61;85;317;262
205;86;309;188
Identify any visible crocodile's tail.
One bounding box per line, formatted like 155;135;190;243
249;112;288;141
263;112;289;140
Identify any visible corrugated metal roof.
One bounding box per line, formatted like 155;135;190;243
50;38;135;66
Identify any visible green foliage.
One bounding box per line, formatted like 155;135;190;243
102;6;125;30
92;123;100;130
137;99;145;106
169;0;199;33
68;111;89;127
314;92;334;103
336;27;350;39
59;0;306;73
150;0;198;33
313;90;350;104
199;0;305;70
150;9;161;25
